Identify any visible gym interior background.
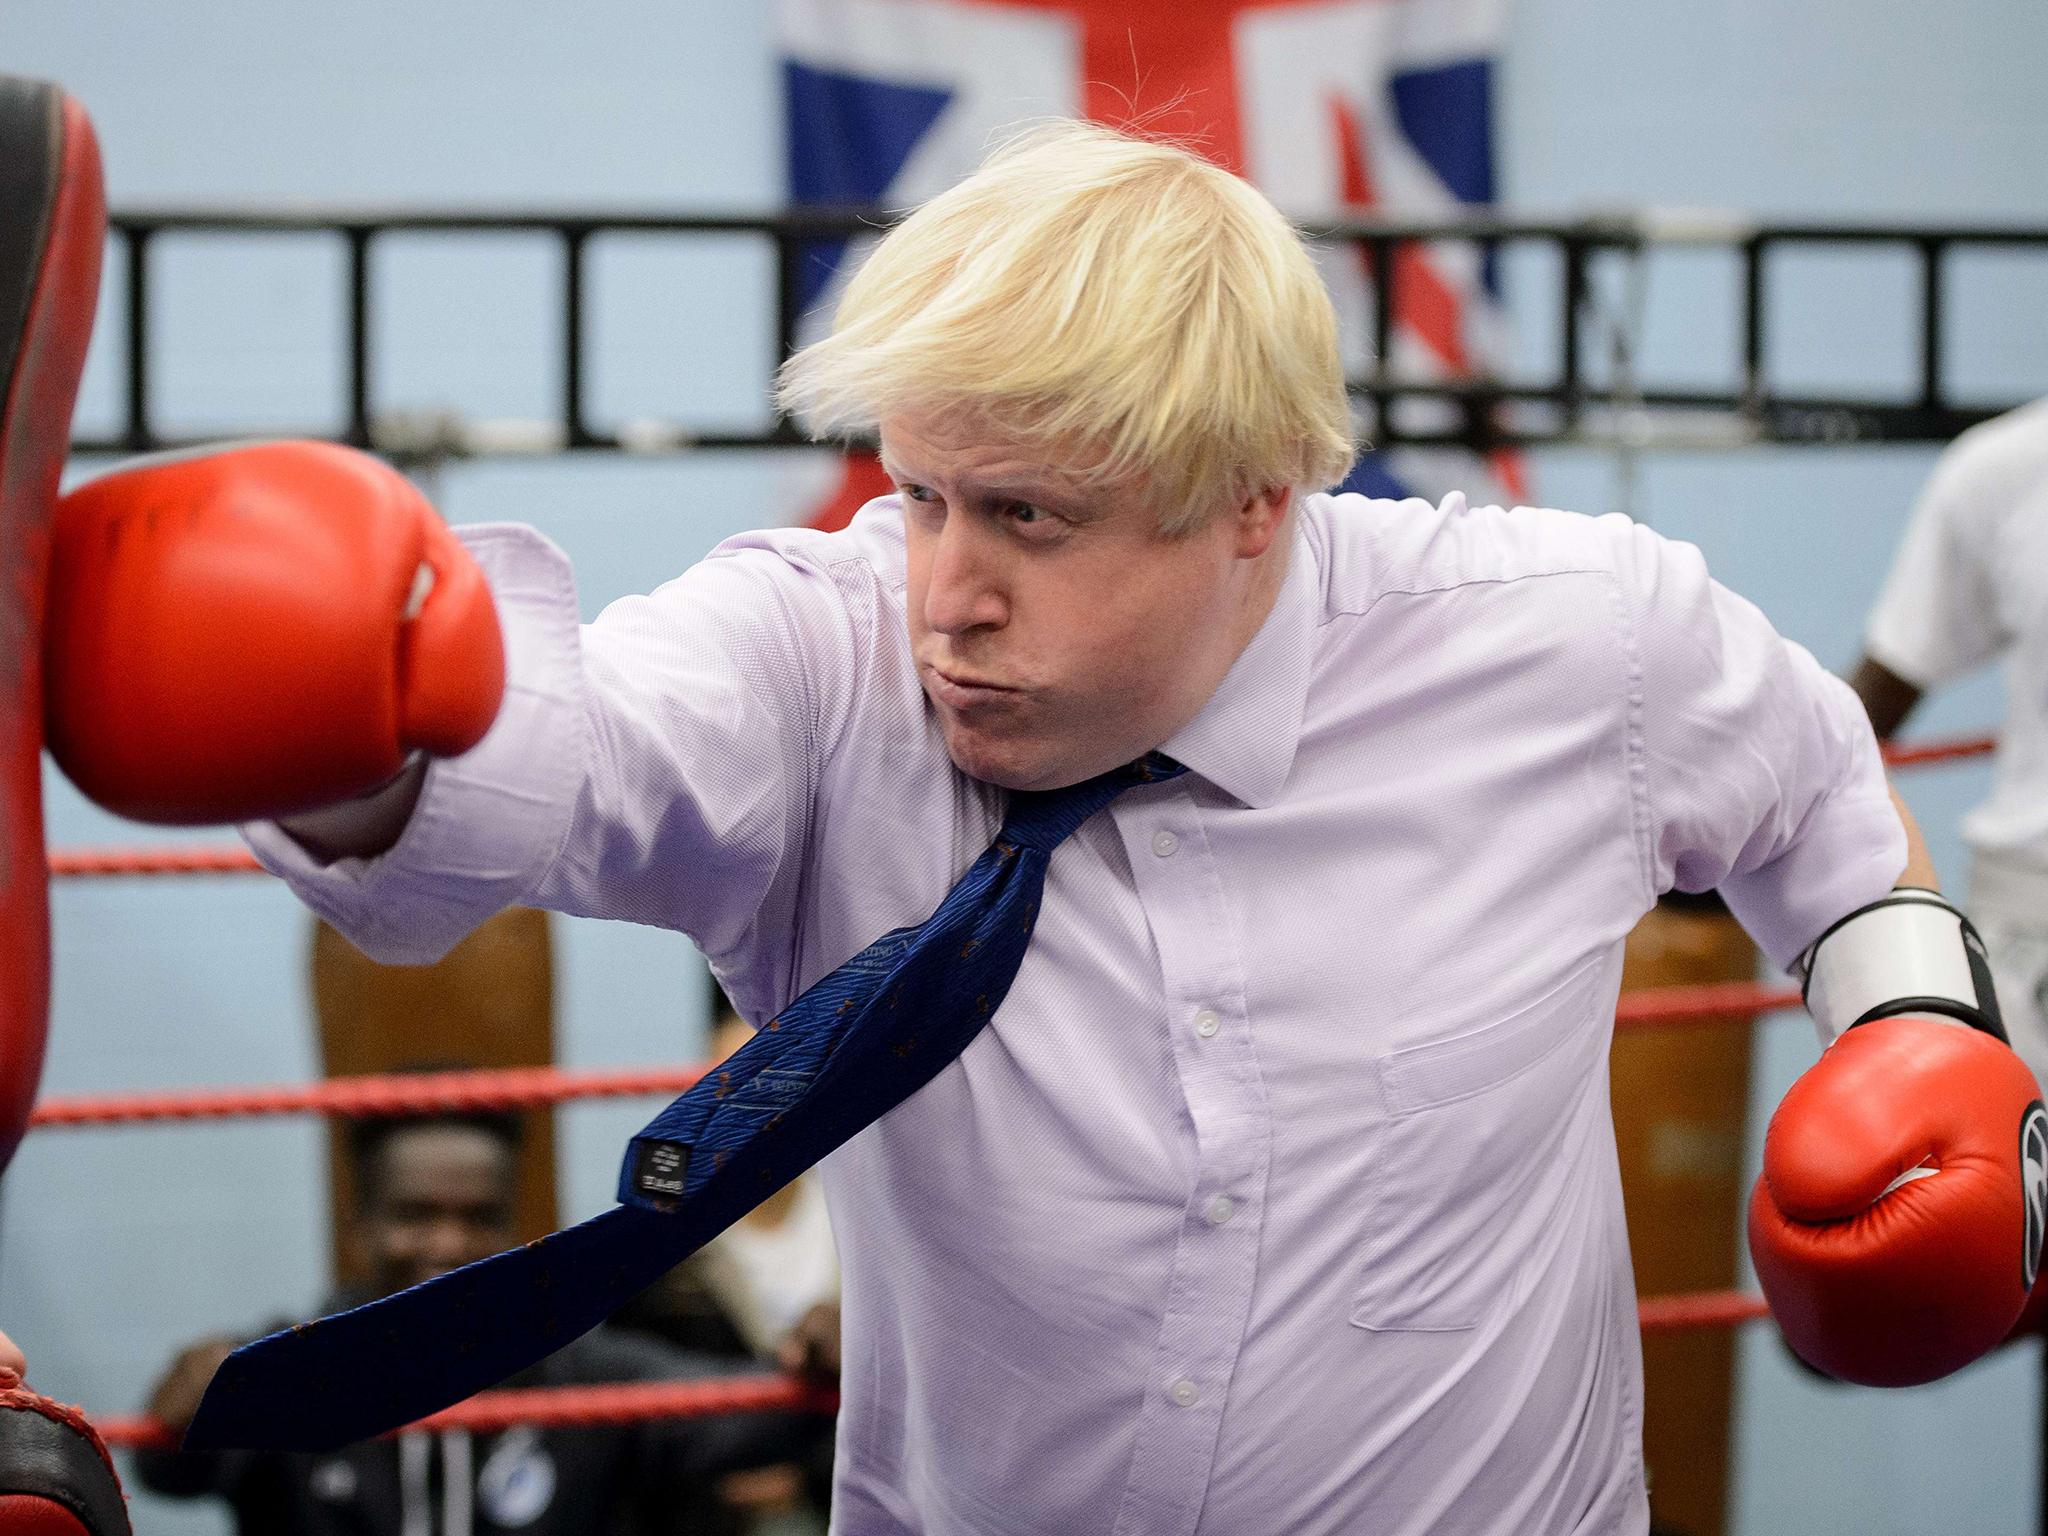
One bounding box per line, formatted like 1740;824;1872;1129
7;3;2048;1531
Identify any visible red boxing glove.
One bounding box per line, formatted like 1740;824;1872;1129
1748;1015;2047;1386
45;441;504;824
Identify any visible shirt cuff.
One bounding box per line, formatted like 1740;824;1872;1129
239;522;588;964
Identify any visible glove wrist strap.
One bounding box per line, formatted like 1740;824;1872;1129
1800;887;2006;1046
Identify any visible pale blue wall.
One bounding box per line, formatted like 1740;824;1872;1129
4;3;2045;1532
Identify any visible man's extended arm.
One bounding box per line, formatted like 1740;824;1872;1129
46;441;841;990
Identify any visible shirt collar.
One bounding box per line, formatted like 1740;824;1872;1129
1159;522;1317;810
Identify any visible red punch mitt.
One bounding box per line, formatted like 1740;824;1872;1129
0;1371;131;1536
0;74;105;1179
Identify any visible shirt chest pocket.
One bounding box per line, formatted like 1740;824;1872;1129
1349;955;1611;1333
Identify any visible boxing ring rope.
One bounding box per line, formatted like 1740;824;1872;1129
88;1376;842;1453
27;1064;709;1128
23;727;1994;1445
47;846;262;877
38;734;1997;882
18;978;1803;1134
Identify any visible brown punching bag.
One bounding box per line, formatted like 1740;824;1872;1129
311;907;559;1289
1613;890;1757;1536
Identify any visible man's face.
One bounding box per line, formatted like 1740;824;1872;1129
885;410;1287;790
359;1123;518;1296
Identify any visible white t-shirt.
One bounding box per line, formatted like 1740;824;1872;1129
1866;397;2048;877
703;1175;840;1357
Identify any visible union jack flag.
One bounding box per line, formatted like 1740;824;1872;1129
777;0;1523;528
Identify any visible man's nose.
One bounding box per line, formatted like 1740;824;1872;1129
420;1214;480;1264
924;514;1007;635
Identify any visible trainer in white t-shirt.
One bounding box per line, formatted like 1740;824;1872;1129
1860;397;2048;1077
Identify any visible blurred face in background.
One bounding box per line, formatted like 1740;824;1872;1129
358;1122;518;1295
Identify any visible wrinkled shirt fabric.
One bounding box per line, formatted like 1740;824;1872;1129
249;491;1903;1536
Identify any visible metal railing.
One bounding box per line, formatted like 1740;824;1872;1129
76;206;2048;462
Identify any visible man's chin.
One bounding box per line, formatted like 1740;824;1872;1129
942;738;1041;790
939;721;1127;792
939;720;1059;790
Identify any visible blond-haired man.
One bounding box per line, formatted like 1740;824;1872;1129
47;124;2040;1534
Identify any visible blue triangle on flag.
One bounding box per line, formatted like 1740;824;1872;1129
784;60;954;313
1336;453;1415;503
1388;57;1498;291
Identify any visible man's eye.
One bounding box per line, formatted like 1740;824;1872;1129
900;483;938;503
1006;502;1046;524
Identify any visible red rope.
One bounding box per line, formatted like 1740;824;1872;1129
88;1373;840;1452
28;1064;706;1127
1881;734;1996;768
1636;1288;1773;1334
77;1293;1766;1451
35;732;1999;882
1612;980;1799;1027
25;981;1806;1130
48;846;264;877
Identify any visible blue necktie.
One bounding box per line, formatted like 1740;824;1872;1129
188;752;1185;1452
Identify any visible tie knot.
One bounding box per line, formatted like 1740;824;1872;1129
998;753;1186;852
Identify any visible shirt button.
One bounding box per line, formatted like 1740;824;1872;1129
1152;829;1179;858
1205;1195;1236;1226
1169;1379;1199;1407
1193;1008;1220;1038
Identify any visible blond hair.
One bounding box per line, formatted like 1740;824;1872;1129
776;120;1355;534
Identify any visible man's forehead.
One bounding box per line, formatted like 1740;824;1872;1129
879;412;1093;492
377;1123;513;1182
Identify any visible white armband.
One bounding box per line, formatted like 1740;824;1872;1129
1800;887;2006;1047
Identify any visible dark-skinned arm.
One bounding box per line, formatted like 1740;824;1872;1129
1845;654;1924;743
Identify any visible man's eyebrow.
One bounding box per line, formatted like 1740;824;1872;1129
877;458;1100;516
967;471;1094;507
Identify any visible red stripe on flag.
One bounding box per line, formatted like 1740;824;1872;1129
807;453;897;533
1328;93;1471;376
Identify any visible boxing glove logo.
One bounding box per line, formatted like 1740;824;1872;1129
2022;1102;2047;1293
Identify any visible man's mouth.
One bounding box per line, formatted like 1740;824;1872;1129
927;666;1019;710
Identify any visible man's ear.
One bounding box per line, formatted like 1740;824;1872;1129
1233;485;1293;560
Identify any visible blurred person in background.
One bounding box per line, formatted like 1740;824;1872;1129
1849;399;2048;1095
701;985;840;1367
135;1103;820;1535
697;985;839;1533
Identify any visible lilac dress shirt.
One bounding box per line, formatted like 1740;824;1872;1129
247;490;1905;1535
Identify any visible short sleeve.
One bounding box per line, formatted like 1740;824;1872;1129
1865;427;2019;688
1616;518;1906;969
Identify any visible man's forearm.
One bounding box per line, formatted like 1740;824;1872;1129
272;755;428;863
1849;655;1924;741
1888;782;1939;890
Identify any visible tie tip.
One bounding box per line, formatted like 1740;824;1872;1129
185;1369;356;1454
